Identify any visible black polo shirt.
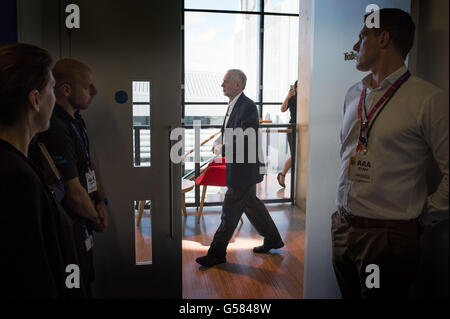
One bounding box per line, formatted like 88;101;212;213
0;139;82;299
38;104;96;291
39;105;92;194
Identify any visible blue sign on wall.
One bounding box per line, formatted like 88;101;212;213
115;90;129;104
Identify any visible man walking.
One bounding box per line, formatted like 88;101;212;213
196;69;284;268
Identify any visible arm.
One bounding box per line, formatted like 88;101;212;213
40;124;106;230
89;161;108;231
212;136;223;155
421;91;449;213
0;171;59;298
64;177;101;224
281;89;295;112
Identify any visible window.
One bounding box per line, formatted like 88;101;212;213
132;81;151;167
182;0;299;203
183;0;299;119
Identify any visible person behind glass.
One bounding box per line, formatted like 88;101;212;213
196;69;284;268
278;80;297;188
333;9;448;299
0;44;81;298
38;59;108;298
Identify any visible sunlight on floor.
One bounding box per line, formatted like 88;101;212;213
182;237;263;251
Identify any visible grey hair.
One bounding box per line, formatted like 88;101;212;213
227;69;247;90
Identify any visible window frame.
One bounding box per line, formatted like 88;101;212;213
181;0;299;206
181;0;299;120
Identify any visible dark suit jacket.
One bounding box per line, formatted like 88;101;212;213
221;93;264;189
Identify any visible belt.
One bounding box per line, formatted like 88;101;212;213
337;207;420;230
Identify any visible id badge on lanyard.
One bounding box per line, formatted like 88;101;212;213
86;168;98;194
71;122;97;194
348;146;375;184
84;226;94;252
348;71;410;184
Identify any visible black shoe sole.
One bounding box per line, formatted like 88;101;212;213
195;257;226;268
253;242;284;253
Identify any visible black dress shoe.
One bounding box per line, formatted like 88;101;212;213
196;255;226;267
253;241;285;254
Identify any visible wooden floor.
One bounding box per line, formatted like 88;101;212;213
182;203;305;299
134;173;305;298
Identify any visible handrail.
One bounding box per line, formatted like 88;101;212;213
177;122;298;207
180;120;275;160
181;130;221;160
182;154;218;180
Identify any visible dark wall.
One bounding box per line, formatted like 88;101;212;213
0;0;18;45
410;0;449;299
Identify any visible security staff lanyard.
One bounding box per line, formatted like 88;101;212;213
71;122;91;166
356;71;411;153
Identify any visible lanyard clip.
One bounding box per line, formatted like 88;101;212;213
359;136;368;147
361;119;368;129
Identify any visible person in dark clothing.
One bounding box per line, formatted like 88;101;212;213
278;80;297;188
0;43;82;299
38;59;108;297
196;69;284;268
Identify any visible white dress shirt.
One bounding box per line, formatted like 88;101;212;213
336;65;449;220
224;92;242;129
214;92;243;155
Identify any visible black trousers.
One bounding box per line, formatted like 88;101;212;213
331;211;421;299
72;219;95;298
208;184;283;259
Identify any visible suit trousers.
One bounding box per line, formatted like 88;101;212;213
331;210;421;299
208;184;282;259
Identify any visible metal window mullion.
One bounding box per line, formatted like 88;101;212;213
181;0;187;182
258;0;264;120
183;8;299;17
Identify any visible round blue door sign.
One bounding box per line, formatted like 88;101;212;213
115;91;128;104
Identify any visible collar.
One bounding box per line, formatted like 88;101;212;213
362;65;408;90
0;138;25;159
229;92;243;109
0;138;37;169
53;104;76;123
53;104;84;123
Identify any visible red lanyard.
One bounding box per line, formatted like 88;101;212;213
357;71;411;152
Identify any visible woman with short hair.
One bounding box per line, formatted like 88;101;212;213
0;43;81;299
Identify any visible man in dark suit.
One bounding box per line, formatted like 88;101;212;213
196;69;284;268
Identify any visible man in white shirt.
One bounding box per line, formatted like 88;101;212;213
333;8;448;299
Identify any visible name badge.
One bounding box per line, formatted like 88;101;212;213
349;150;374;184
85;235;94;252
86;169;98;194
84;228;94;252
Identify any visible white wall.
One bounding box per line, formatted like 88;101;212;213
303;0;411;299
